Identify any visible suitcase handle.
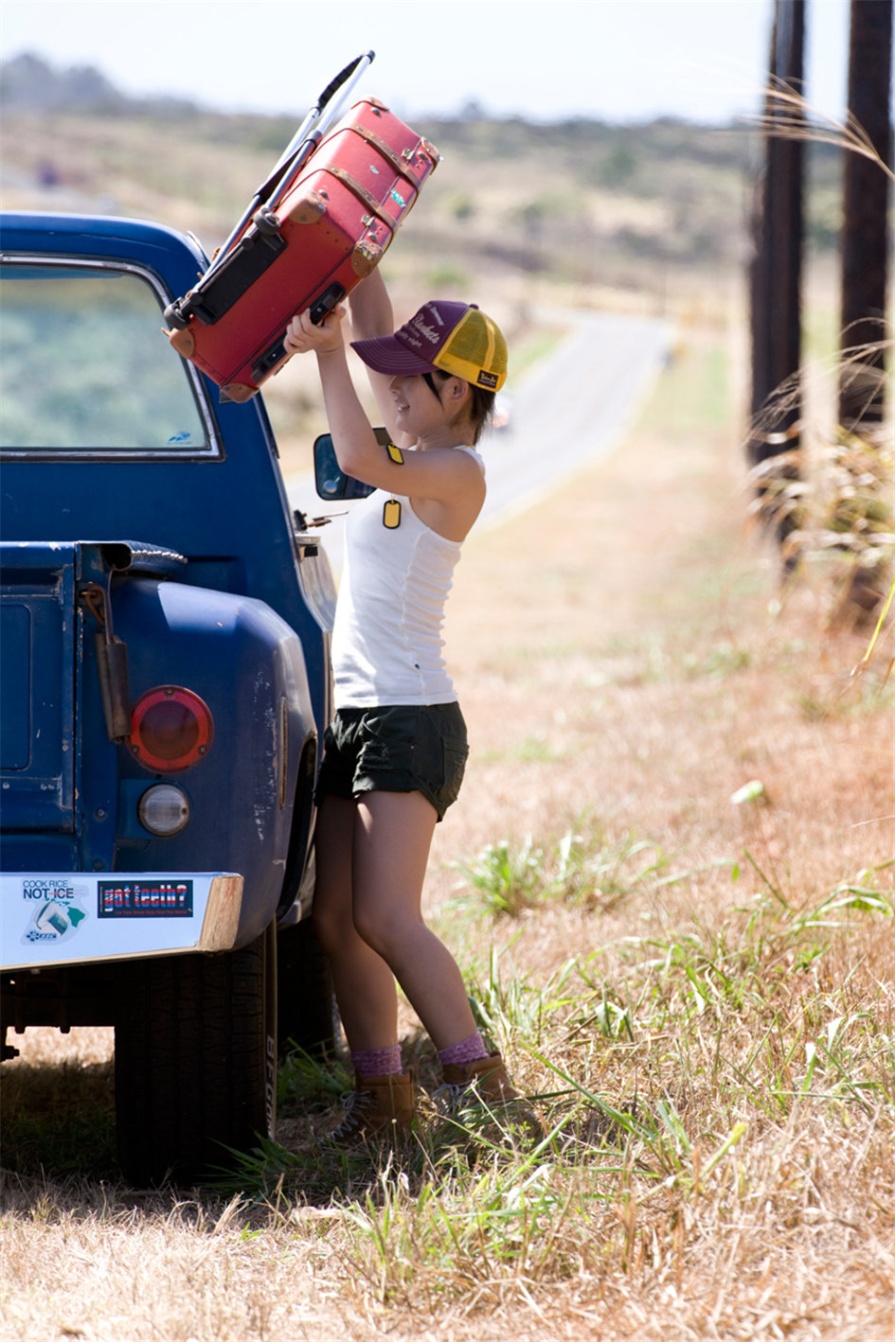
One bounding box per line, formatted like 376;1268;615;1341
210;52;375;273
267;51;375;200
317;53;372;113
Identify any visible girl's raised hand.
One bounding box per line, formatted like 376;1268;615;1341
283;304;346;357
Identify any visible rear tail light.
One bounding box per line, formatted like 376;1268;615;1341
129;686;214;773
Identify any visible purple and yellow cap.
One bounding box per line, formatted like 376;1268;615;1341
351;300;507;392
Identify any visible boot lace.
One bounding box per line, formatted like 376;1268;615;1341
432;1080;476;1116
329;1088;376;1143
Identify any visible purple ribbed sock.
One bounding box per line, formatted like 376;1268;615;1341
350;1044;403;1078
438;1032;489;1069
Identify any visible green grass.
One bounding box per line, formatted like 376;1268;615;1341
509;326;568;382
638;340;731;436
449;826;675;919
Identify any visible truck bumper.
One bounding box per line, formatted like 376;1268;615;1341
2;872;244;971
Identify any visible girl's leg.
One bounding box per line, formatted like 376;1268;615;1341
351;790;480;1051
312;795;399;1053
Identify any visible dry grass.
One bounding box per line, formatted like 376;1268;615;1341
2;327;893;1341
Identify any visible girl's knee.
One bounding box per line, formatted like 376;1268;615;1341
352;903;426;964
352;903;384;954
313;901;354;954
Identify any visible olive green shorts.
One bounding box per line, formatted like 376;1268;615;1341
316;703;469;822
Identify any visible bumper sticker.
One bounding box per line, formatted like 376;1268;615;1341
97;880;193;918
4;873;242;972
21;878;88;947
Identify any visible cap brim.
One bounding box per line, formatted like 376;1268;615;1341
350;334;440;377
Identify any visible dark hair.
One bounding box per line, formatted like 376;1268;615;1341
423;370;496;445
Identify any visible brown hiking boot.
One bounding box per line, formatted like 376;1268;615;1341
439;1053;520;1103
327;1071;415;1147
436;1053;546;1143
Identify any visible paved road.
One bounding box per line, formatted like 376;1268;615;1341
286;309;673;573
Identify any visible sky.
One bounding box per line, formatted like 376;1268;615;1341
1;0;854;126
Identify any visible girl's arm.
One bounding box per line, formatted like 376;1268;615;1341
284;306;383;475
345;270;407;447
347;267;393;340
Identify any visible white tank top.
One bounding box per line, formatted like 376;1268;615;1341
332;448;485;708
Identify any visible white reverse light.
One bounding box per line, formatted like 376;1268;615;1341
138;784;190;837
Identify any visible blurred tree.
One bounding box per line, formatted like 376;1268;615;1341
603;143;636;188
449;192;476;223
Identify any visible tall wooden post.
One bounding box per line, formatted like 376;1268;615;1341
839;0;893;430
749;0;806;469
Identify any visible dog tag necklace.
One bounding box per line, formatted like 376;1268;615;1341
382;440;404;528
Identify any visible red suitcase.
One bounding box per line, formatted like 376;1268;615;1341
166;94;439;402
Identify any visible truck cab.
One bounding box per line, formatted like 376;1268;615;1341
0;211;335;1184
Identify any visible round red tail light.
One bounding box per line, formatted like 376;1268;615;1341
129;686;214;773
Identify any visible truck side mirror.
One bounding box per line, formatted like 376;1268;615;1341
313;432;385;501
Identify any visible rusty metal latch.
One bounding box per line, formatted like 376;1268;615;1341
79;583;131;742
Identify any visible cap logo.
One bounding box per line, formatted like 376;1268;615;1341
411;318;441;345
477;370;499;389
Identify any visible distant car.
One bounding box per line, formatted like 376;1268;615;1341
0;211;337;1185
491;394;513;432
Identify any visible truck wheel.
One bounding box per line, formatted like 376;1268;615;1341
276;918;338;1059
114;922;277;1186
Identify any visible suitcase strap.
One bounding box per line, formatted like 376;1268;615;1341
350;124;425;180
322;166;409;230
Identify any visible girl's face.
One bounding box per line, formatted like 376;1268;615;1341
389;374;445;436
389;373;469;442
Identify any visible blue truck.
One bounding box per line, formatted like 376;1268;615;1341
0;211;338;1185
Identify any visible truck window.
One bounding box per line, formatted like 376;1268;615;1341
0;262;211;453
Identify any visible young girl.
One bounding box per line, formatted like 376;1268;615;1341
283;271;526;1143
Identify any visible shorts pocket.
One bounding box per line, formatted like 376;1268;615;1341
440;737;469;810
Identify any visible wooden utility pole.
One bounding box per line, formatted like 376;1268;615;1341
839;0;893;429
749;0;806;468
